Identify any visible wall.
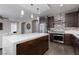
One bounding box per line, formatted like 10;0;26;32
32;20;39;33
0;19;11;48
17;22;22;34
17;20;32;34
50;13;65;31
0;19;33;48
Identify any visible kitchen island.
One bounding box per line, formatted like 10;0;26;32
2;33;49;55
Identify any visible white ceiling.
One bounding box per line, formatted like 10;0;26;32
20;4;50;14
0;4;79;21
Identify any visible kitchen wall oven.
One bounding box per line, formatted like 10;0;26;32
53;33;64;43
50;31;64;43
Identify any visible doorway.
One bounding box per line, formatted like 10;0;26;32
21;22;26;34
32;20;39;33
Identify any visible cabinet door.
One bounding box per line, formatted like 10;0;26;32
65;13;75;27
74;12;78;27
39;17;47;23
64;34;72;45
36;36;49;54
50;33;54;42
17;39;38;55
65;11;78;27
78;12;79;26
73;38;79;55
47;16;54;28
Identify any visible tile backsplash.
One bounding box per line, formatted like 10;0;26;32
51;13;65;31
50;13;79;31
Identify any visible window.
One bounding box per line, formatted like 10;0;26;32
11;22;17;34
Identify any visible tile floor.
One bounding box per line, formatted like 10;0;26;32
44;42;75;55
0;42;75;55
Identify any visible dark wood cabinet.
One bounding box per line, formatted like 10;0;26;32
47;16;54;29
64;34;79;54
65;11;79;27
50;33;54;42
39;17;47;24
16;35;49;55
64;34;73;45
74;12;79;27
0;23;3;30
71;35;79;55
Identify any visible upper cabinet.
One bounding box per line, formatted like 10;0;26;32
39;17;47;24
47;16;54;29
65;11;79;27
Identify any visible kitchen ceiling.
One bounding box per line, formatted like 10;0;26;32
0;4;79;21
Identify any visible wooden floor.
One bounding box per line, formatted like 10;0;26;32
44;42;75;55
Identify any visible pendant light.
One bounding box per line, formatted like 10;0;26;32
31;14;33;18
30;4;34;18
37;16;39;21
21;9;24;17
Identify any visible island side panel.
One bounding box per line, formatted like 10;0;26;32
2;37;16;55
16;35;49;55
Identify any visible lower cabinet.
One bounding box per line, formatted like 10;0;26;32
16;36;49;55
72;35;79;55
64;34;73;45
64;34;79;54
50;33;54;42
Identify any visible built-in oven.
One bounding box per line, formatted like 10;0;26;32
53;33;64;43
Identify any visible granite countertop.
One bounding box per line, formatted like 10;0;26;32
3;33;49;44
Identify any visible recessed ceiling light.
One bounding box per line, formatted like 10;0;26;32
60;4;63;7
36;8;40;14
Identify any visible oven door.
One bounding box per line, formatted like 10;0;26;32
53;34;64;43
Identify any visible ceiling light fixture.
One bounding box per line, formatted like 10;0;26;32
21;9;24;16
37;8;40;14
60;4;63;7
31;14;33;18
37;16;39;24
37;16;39;21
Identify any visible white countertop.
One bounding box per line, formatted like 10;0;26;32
65;30;79;34
2;33;49;55
3;33;49;44
65;30;79;39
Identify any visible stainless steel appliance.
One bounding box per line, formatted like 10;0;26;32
50;31;64;43
40;23;47;33
53;33;64;43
